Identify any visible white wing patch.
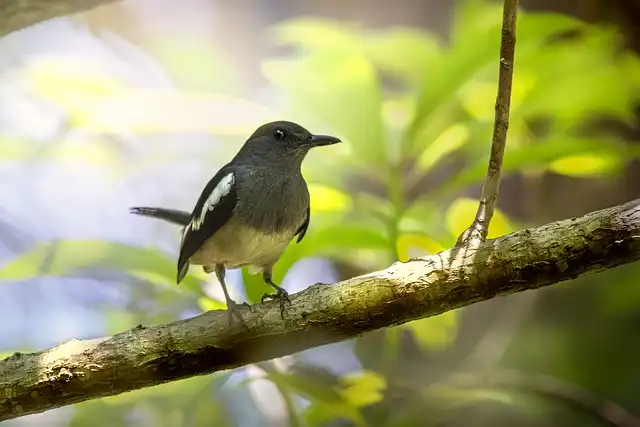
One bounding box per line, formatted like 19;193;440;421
190;172;235;232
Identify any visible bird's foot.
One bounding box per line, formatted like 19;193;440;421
226;299;251;330
261;288;291;319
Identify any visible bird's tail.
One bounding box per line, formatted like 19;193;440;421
129;207;191;227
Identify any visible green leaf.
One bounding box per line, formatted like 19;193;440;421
308;183;353;214
460;71;538;122
445;198;513;240
516;26;636;123
415;123;469;174
197;296;226;312
339;370;387;407
263;50;386;166
0;240;205;297
303;403;340;427
406;8;584;155
362;28;442;84
271;18;360;53
396;232;446;261
144;37;242;94
399;311;460;351
70;401;128;427
548;154;622;177
267;372;344;405
267;372;365;426
304;224;390;254
272;18;442;85
242;268;272;304
104;309;140;335
433;138;640;198
451;0;502;43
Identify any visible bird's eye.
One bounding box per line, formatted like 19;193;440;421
273;129;286;141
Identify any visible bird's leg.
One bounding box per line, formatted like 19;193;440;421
214;264;250;329
260;268;291;319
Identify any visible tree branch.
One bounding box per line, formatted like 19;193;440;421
0;0;120;37
457;0;518;246
1;199;639;421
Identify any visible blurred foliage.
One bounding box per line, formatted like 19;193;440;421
1;0;640;426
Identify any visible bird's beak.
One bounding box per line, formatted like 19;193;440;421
309;134;342;147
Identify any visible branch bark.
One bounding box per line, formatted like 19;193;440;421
0;0;120;37
1;199;639;421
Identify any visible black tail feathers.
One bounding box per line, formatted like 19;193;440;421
129;206;191;227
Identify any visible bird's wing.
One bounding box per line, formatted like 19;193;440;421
295;205;310;243
177;166;237;283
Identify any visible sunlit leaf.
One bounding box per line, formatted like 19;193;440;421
396;233;446;261
145;37;242;94
309;184;352;214
339;370;387;408
451;0;503;44
415;123;469;174
263;50;386;166
26;54;125;101
362;28;442;84
406;9;584;154
303;403;340;427
548;154;622;177
400;311;460;351
273;19;441;86
301;225;390;258
271;18;360;53
517;27;636;123
197;296;226;312
267;372;343;405
461;72;538;122
104;309;140;335
432;138;640;199
0;240;205;296
445;198;513;239
267;372;364;426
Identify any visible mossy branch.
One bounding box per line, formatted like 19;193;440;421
1;0;119;37
1;199;640;421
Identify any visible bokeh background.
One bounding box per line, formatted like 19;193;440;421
1;0;640;426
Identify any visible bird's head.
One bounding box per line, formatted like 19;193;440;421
237;121;341;165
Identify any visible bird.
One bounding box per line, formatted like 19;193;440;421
130;121;341;327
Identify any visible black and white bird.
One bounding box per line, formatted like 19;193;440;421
130;121;341;327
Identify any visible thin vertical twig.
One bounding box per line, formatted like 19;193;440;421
456;0;518;247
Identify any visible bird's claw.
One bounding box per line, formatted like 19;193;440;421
241;301;255;312
226;299;250;330
261;289;291;319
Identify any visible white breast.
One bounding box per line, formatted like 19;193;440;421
188;216;296;271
